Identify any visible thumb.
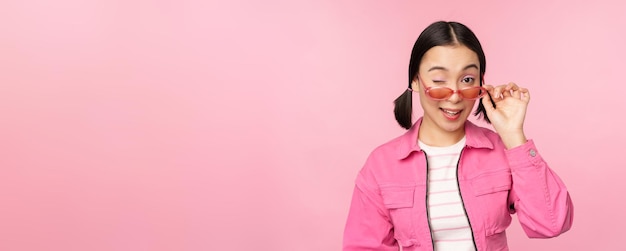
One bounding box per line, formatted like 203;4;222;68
481;93;496;113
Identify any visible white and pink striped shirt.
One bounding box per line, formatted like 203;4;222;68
419;137;475;251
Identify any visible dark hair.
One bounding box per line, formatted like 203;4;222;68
394;21;490;129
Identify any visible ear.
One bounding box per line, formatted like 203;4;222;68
411;79;419;91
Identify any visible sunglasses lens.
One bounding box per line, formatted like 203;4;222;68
427;88;453;99
460;87;485;99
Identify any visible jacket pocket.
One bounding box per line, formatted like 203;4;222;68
397;238;421;251
470;169;512;196
381;185;415;208
380;185;416;242
470;170;513;236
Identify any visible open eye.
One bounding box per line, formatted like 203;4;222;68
461;77;475;84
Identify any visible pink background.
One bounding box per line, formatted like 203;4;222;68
1;0;624;250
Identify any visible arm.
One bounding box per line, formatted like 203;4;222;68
343;172;398;250
506;140;574;238
481;83;573;237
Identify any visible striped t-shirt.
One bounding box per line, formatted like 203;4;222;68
418;136;475;251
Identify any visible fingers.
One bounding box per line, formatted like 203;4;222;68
490;85;506;100
510;84;522;99
508;83;530;102
481;91;495;112
521;88;530;102
504;82;519;92
502;82;518;98
489;82;529;101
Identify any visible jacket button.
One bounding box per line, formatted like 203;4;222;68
529;149;537;157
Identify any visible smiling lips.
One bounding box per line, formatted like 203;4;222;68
441;108;462;120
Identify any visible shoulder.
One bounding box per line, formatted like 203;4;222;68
477;125;501;141
465;121;506;150
356;134;412;189
358;128;418;174
366;133;407;163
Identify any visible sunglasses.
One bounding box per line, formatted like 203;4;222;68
416;75;487;100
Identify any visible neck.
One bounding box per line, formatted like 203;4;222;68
418;119;466;147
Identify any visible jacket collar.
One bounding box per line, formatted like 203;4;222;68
396;117;494;159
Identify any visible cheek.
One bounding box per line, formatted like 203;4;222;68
418;94;439;110
465;100;477;108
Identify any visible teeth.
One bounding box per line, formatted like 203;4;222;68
443;109;460;115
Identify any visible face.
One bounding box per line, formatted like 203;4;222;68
411;45;481;142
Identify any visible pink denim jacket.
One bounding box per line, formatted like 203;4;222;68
343;118;573;251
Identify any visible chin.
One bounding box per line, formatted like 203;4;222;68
440;122;465;133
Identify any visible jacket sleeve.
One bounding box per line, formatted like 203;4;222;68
506;140;574;238
343;167;398;250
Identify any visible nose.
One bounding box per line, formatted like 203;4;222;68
447;90;462;103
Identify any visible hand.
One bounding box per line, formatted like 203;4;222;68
481;82;529;149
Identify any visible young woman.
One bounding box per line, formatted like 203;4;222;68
343;21;573;251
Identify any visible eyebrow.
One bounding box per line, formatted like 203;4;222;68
428;64;479;72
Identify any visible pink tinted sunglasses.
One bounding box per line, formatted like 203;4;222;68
410;75;487;100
